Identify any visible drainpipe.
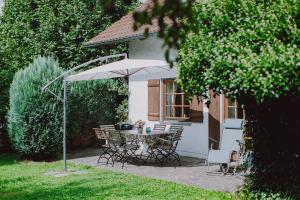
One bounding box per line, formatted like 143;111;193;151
220;93;224;136
159;78;163;122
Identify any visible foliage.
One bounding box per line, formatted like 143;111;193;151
67;79;128;149
178;0;300;102
239;187;294;200
7;56;64;160
116;98;129;123
242;95;300;199
0;154;234;200
176;1;300;198
0;0;137;151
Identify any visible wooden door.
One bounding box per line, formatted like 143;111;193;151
208;93;220;149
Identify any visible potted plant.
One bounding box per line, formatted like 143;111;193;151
134;120;145;133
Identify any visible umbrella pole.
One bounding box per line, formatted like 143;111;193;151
63;77;67;172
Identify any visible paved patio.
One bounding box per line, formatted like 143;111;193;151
68;148;244;192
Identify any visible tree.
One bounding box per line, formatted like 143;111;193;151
110;0;300;198
178;1;299;198
0;0;138;151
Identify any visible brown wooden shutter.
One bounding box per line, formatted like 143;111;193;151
148;80;160;121
190;96;203;122
208;92;220;149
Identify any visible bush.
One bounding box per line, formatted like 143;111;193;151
8;56;64;159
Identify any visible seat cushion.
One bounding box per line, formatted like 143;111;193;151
207;150;232;164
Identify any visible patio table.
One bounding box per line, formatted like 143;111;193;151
120;129;170;157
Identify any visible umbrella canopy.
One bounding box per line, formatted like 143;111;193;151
66;58;171;81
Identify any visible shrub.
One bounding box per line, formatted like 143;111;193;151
8;56;64;159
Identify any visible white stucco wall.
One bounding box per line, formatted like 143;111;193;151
128;37;209;158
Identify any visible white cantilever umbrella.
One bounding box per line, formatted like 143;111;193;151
43;54;172;172
66;58;171;81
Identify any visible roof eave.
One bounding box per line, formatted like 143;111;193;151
84;32;157;48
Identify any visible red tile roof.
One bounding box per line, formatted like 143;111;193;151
85;0;165;47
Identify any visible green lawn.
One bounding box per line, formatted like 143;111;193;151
0;154;235;200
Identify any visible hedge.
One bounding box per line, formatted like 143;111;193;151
8;56;128;159
8;56;64;159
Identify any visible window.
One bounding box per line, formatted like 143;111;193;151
226;98;243;119
164;80;190;120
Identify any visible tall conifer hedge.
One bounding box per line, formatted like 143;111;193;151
8;57;64;159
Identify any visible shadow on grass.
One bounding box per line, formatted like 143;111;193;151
0;154;20;166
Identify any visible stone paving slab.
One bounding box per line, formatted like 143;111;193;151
68;148;244;192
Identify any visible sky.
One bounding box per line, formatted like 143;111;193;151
0;0;3;13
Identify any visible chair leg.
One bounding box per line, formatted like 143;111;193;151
207;162;210;173
171;152;181;166
106;152;115;166
146;150;154;162
222;163;229;175
97;148;110;164
233;161;239;175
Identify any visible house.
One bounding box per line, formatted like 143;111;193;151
85;0;243;159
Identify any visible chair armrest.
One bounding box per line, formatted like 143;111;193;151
209;137;220;144
209;137;220;150
236;139;243;145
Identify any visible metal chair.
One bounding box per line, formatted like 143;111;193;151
100;124;117;132
93;128;112;165
207;119;243;175
158;128;183;166
107;129;140;169
153;123;167;132
169;124;183;133
147;128;183;166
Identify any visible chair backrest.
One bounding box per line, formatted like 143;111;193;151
107;131;124;148
93;128;108;140
220;119;243;151
169;125;184;134
168;128;184;151
100;124;116;132
153;123;167;131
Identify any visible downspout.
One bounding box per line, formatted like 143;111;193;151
220;93;224;136
159;78;163;122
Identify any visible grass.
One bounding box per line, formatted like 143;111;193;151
0;154;235;200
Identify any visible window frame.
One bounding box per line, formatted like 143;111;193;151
163;79;190;120
224;98;244;119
